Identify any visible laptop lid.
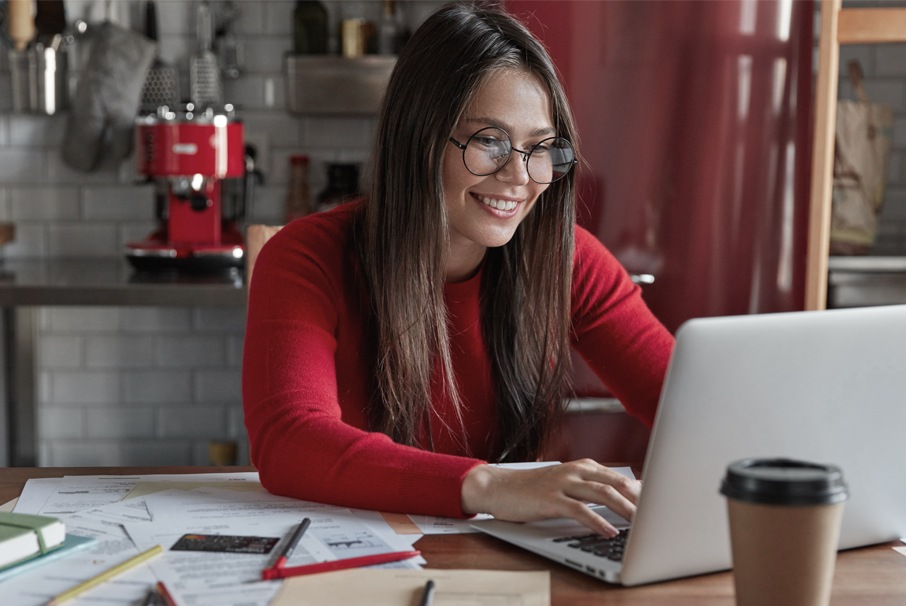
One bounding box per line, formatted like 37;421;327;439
473;305;906;586
621;304;906;585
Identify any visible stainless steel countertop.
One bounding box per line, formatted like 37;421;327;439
827;256;906;308
828;255;906;273
0;258;246;307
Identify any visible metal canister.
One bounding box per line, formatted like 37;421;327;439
341;18;366;58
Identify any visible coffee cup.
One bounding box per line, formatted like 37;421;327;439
720;458;847;606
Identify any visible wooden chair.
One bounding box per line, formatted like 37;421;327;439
245;224;283;293
805;1;906;309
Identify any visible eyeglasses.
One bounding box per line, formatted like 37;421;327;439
448;126;577;184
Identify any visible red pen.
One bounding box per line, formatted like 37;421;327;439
261;550;422;580
272;518;311;569
156;581;179;606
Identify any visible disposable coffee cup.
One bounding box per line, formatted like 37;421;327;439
720;458;847;606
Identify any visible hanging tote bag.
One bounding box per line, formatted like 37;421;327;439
830;61;894;255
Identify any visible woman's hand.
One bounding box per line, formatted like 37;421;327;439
461;459;640;537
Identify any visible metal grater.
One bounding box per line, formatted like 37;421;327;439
190;1;223;109
140;0;180;112
142;64;180;111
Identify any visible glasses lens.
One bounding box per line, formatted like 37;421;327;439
526;137;576;184
463;127;511;176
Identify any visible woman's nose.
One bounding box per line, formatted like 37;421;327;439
495;150;531;185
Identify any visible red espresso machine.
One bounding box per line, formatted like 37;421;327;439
128;108;247;271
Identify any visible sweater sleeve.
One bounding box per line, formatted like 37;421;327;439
242;214;482;518
570;227;675;427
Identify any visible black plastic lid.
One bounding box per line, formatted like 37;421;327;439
720;458;848;506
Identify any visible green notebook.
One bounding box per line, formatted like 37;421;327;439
0;511;66;571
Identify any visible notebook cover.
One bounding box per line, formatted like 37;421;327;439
0;512;66;570
0;534;95;581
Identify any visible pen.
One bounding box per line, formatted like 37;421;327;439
273;518;311;569
156;581;179;606
418;579;436;606
47;544;164;605
142;587;158;606
261;549;422;580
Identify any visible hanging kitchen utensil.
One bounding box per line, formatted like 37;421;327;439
33;0;66;46
190;0;222;109
61;20;156;171
7;0;35;50
140;0;180;112
215;0;243;80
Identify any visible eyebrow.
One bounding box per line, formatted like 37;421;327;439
462;116;556;138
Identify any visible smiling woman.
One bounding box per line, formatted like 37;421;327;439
441;69;562;279
242;2;675;539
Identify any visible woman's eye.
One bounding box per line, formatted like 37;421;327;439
474;136;501;147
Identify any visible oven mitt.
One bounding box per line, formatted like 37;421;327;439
61;22;156;172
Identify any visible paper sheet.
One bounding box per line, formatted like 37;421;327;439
272;568;550;606
3;473;422;606
122;487;422;595
3;463;615;604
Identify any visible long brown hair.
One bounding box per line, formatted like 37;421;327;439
361;2;577;461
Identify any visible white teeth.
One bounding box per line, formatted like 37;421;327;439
480;196;517;211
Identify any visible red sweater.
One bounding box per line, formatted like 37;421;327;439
243;203;674;518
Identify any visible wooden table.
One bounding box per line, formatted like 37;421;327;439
2;466;905;605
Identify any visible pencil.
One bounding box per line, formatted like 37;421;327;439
261;549;422;580
418;579;436;606
47;544;164;605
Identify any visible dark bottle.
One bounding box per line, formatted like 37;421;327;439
286;154;313;222
377;0;400;55
317;163;360;212
293;1;329;54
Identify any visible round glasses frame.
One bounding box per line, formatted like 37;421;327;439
448;126;577;184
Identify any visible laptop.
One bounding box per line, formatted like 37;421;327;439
472;304;906;585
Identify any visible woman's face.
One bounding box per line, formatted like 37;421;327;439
442;69;554;280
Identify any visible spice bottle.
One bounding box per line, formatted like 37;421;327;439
293;1;329;54
377;0;400;55
286;154;314;222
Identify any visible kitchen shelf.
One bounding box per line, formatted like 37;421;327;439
285;55;396;115
827;256;906;308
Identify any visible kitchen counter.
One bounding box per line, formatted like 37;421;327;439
827;256;906;308
0;258;245;306
0;258;247;467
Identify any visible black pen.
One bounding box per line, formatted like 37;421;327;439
273;518;311;569
418;579;436;606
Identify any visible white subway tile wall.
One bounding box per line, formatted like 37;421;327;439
2;1;905;465
0;0;444;466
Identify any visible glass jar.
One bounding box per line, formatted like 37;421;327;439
293;1;329;54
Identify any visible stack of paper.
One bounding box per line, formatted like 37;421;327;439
0;462;604;604
2;472;425;606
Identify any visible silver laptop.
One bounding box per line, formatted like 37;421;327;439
472;305;906;585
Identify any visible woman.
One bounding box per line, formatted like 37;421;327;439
243;2;674;538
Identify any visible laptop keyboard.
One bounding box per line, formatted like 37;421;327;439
553;528;630;562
